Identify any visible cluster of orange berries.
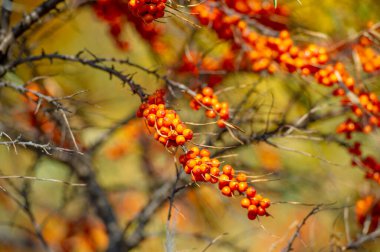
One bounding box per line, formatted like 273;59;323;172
93;0;164;51
349;142;380;184
190;87;230;128
128;0;166;23
354;35;380;74
190;1;380;184
356;195;380;233
225;0;289;17
136;89;193;147
179;146;270;220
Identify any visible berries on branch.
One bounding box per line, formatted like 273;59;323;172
128;0;167;23
190;87;230;128
179;146;271;220
136;89;193;147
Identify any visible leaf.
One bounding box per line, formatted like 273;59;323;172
274;0;277;8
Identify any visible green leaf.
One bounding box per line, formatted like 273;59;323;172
274;0;277;8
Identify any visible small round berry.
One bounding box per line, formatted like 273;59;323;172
222;165;234;176
200;149;210;158
236;172;247;182
246;187;256;198
221;186;232;197
202;87;214;97
176;135;186;145
241;198;251;208
238;182;248;193
183;128;193;140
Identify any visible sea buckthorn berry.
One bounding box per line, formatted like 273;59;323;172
241;198;251;208
238;182;248;193
206;109;217;118
222;165;234;176
261;198;271;208
210;167;220;176
159;136;167;145
168;130;178;140
186;159;197;168
210;158;220;167
183;129;193;140
176;135;186;145
202;87;214;96
236;172;247;182
221;186;232;197
175;124;185;134
229;181;239;191
159;127;170;136
246;187;256;198
248;211;257;220
147;114;156;127
219;174;230;187
190;147;200;156
156;109;166;118
217;119;226;128
179;155;186;164
204;173;211;182
200;149;211;157
257;207;266;216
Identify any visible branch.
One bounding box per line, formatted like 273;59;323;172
343;228;380;250
0;0;65;60
281;205;324;252
0;0;13;38
0;132;81;154
3;52;148;101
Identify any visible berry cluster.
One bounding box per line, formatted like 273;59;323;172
190;0;380;183
136;89;193;147
179;147;270;220
128;0;166;23
349;142;380;184
93;0;164;51
354;35;380;74
190;87;230;128
356;195;380;233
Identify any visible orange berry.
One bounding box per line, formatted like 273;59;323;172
238;182;248;193
241;198;251;208
176;135;186;145
200;149;211;157
260;198;271;208
222;165;234;176
183;128;193;140
210;167;220;176
190;147;200;156
257;206;266;216
210;158;220;167
221;186;232;197
217;119;226;128
205;109;217;118
229;180;239;191
236;172;247;182
219;174;230;187
202;87;214;97
246;187;256;198
175;124;185;134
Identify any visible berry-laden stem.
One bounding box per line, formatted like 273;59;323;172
137;89;271;221
190;87;230;128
